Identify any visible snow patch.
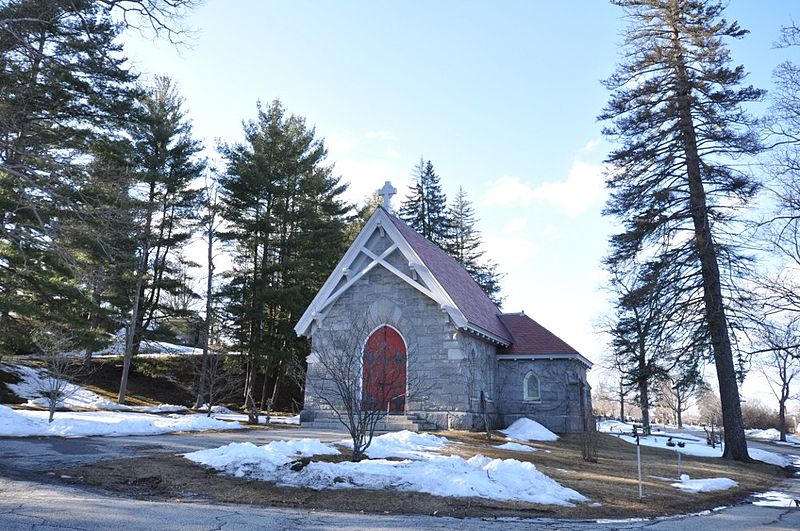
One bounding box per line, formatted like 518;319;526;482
2;363;187;413
670;474;738;493
609;432;792;467
752;490;800;507
495;442;537;452
0;405;241;437
212;412;301;425
500;418;558;442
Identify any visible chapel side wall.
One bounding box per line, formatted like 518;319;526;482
458;333;500;428
302;265;474;427
496;359;592;433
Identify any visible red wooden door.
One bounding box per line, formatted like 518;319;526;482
363;326;406;412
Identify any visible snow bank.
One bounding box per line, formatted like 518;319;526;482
670;474;737;493
495;442;537;452
746;428;782;441
748;448;793;467
500;418;558;442
187;439;339;477
338;430;450;459
0;405;241;437
746;428;800;445
186;437;585;506
2;363;186;413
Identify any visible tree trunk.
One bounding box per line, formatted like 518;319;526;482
619;381;625;421
637;343;650;435
194;207;215;409
259;370;269;410
118;259;145;405
671;26;749;461
639;378;650;435
779;384;788;443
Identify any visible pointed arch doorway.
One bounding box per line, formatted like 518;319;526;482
363;325;407;413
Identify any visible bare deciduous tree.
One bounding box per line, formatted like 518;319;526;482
307;311;429;461
753;318;800;442
658;374;706;429
194;352;243;418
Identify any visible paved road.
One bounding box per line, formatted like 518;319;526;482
1;428;799;530
0;427;345;477
1;475;799;531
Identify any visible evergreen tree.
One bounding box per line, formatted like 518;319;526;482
399;157;449;247
218;100;348;421
445;187;504;305
0;0;136;355
600;0;763;460
118;76;205;403
344;191;382;244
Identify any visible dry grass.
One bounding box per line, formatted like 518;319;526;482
57;429;789;520
443;430;788;518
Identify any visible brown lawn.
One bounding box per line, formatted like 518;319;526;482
56;429;789;520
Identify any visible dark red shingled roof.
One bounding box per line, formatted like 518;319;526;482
497;313;579;355
387;211;513;343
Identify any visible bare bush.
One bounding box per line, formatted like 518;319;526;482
740;400;779;431
194;352;242;417
31;329;93;423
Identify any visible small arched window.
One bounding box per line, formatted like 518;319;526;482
524;371;541;401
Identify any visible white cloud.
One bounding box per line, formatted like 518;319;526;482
484;160;608;217
579;138;603;153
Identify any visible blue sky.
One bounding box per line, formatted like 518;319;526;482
123;1;799;404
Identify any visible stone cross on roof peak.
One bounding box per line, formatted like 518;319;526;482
379;181;397;213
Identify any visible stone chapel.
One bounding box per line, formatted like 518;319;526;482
295;182;593;433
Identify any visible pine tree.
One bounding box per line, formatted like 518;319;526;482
399;158;449;247
0;0;136;355
118;76;205;404
344;191;382;244
218;100;348;421
445;187;504;305
600;0;764;460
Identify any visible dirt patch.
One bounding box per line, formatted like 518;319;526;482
56;431;790;520
76;358;196;407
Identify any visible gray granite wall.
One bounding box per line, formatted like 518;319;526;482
303;264;485;428
496;359;592;433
